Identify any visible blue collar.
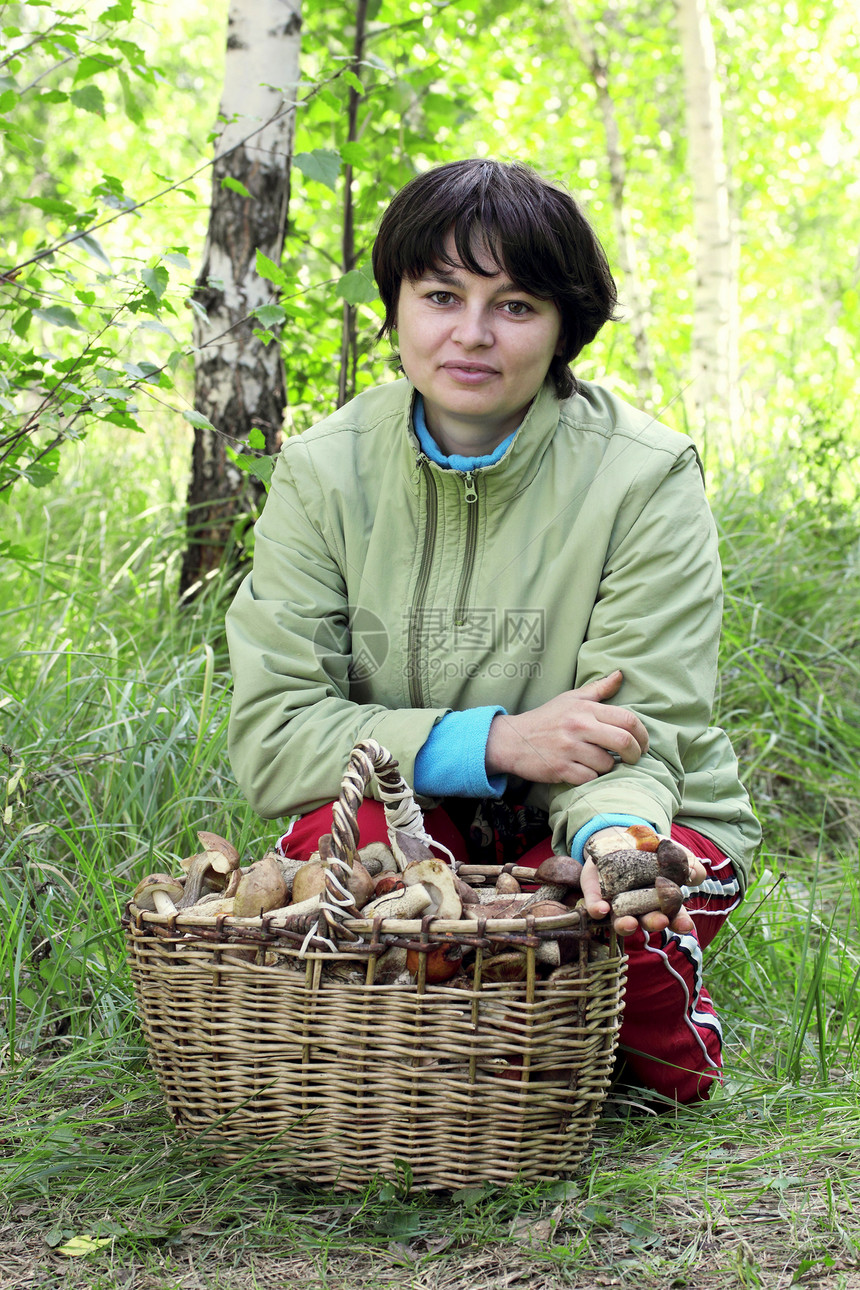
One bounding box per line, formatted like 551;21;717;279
412;395;518;471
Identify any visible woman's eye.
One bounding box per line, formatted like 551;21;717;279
503;300;532;316
428;291;455;305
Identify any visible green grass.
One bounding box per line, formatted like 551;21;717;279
1;425;859;1288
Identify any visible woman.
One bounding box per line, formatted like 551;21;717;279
225;159;760;1103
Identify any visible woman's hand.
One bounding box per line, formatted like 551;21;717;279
579;834;707;937
485;670;649;784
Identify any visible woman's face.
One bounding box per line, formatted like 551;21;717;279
395;234;562;454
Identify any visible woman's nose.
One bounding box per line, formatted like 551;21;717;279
451;307;493;347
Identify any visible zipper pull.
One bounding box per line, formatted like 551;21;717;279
413;450;428;484
462;471;478;503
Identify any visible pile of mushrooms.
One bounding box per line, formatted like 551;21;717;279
131;823;696;986
583;824;695;921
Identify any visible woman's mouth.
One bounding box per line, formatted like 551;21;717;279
441;362;499;383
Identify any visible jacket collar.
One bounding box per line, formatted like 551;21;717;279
400;378;562;504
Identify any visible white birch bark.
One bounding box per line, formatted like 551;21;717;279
563;2;655;404
674;0;740;456
181;0;302;597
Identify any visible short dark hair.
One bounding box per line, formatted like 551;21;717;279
372;159;618;398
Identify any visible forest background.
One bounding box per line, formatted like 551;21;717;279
1;0;859;1287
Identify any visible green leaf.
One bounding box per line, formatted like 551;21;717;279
34;305;85;331
70;85;106;116
118;69;143;125
248;427;266;450
73;55;116;84
75;232;111;266
255;248;288;288
141;265;169;300
185;296;208;322
25;451;61;487
100;0;134;20
228;451;275;487
24;196;78;219
221;176;252;198
294;148;341;191
136;319;176;338
182;409;216;431
343;70;364;95
57;1235;112;1257
252;303;286;328
12;310;32;339
340;140;366;167
337;267;378;305
0;89;17;114
164;251;191;269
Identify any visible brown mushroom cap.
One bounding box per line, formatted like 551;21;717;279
133;873;184;914
655;839;693;886
197;831;241;868
533;856;584;887
291;856;373;909
233;854;289;918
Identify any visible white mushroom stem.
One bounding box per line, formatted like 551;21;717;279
152;891;178;916
362;884;432;920
267;893;324;921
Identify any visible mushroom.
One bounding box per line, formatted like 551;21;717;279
480;951;529;983
533;855;584;888
522;899;569;920
495;870;521;895
595;844;693;901
655;837;693;886
406;943;463;983
373;873;405;898
470;896;527;920
391;830;436;873
187;895;236;916
133;873;184;916
361;884;433;921
291;853;374;909
177;832;241;909
610;876;684;920
358;841;398;875
373;946;409;982
519;883;567;912
401;859;462;920
583;824;659;862
232;853;289;918
454;875;480;906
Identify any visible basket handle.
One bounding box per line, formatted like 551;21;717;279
314;738;432;946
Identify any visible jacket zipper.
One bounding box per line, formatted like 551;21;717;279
408;455;437;707
453;471;478;627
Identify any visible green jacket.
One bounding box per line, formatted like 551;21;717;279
226;378;761;888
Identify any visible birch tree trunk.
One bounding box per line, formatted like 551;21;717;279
337;0;368;409
674;0;739;456
179;0;302;600
563;2;656;405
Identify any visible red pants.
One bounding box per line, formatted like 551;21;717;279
278;803;741;1105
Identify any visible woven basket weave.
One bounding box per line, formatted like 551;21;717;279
124;739;627;1190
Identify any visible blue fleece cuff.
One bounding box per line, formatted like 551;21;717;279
413;396;517;471
570;813;656;863
414;706;508;799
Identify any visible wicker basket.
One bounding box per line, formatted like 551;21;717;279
124;739;626;1190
